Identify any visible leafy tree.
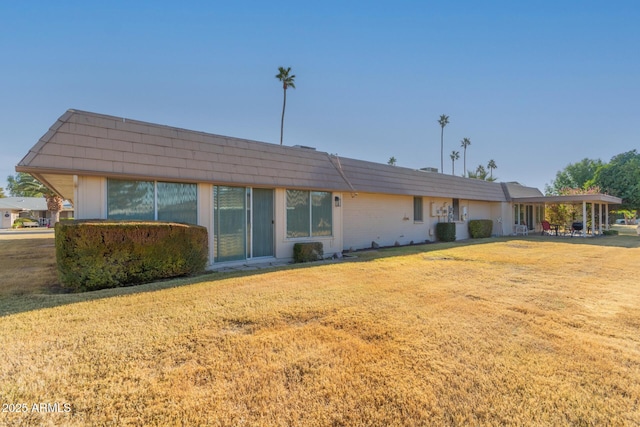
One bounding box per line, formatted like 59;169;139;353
592;150;640;209
616;209;637;224
545;186;603;227
275;66;296;145
450;151;460;175
388;156;397;166
545;158;603;195
438;114;449;174
487;159;497;179
0;186;5;198
460;137;471;177
6;172;64;224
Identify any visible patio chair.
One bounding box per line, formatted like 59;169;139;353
540;220;557;236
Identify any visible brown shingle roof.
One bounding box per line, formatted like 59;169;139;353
17;109;520;202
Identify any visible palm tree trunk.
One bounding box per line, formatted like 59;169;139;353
440;128;444;173
50;210;60;226
46;194;64;226
463;149;467;178
280;88;287;145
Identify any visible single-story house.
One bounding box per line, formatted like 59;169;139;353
0;197;73;229
16;110;621;266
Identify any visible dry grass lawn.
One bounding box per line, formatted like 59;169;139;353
1;231;639;426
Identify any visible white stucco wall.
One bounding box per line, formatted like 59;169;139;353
72;175;515;264
342;194;510;249
1;211;16;228
75;176;105;219
342;192;433;250
197;183;214;265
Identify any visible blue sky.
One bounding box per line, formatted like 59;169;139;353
1;1;639;193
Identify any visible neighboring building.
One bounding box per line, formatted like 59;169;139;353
15;110;621;265
0;197;73;229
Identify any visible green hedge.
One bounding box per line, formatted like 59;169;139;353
55;220;208;292
293;242;323;263
602;229;619;236
436;222;456;242
468;219;493;238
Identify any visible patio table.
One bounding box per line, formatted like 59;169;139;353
513;224;528;236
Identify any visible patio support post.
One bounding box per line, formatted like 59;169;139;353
582;201;587;238
605;204;609;230
598;203;603;234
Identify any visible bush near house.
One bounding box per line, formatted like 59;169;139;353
12;218;39;228
468;219;493;238
55;220;208;292
436;222;456;242
293;242;323;263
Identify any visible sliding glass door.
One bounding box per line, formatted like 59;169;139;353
252;188;274;258
213;186;274;262
214;186;246;262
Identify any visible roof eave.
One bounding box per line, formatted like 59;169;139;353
513;194;623;204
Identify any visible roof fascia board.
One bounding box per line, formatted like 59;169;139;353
513;195;623;204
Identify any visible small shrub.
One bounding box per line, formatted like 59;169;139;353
602;229;619;236
293;242;323;263
436;222;456;242
55;220;208;291
468;219;493;238
12;218;37;228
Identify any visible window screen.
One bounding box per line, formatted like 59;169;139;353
413;197;423;222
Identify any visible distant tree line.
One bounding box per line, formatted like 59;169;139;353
545;150;640;210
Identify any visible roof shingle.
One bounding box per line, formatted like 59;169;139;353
17;109;533;202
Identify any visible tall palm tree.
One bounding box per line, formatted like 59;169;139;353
460;137;471;177
450;151;460;175
388;156;397;166
475;164;488;180
438;114;449;173
275;66;296;145
487;159;498;180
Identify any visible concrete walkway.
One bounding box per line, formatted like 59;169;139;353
0;228;55;238
211;260;293;272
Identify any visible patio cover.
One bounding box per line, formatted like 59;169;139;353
512;194;622;205
512;194;623;236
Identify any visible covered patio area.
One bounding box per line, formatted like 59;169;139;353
513;194;623;237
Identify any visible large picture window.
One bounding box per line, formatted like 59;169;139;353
157;182;197;224
107;179;197;224
107;180;154;220
286;190;332;238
